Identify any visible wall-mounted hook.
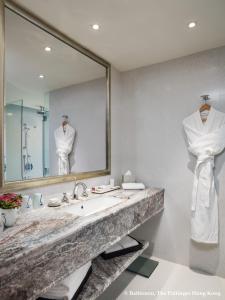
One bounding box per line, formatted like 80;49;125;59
201;95;210;102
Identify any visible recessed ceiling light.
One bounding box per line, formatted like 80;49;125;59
44;46;51;52
39;74;44;79
188;21;197;29
92;24;100;30
7;112;13;116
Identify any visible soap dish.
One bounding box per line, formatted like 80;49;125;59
48;198;61;207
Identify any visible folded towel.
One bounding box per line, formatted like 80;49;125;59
40;261;91;300
105;235;139;254
122;183;145;190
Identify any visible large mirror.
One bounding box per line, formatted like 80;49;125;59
1;3;110;190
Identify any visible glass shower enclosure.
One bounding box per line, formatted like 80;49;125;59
4;100;49;181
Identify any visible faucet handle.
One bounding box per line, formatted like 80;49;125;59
82;190;88;198
82;183;88;198
62;192;69;203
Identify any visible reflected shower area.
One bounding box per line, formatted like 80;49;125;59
4;100;49;181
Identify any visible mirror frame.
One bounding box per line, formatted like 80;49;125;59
0;0;111;192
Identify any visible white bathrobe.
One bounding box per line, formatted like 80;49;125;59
54;124;75;175
183;107;225;244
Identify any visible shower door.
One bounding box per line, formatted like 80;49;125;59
4;100;23;181
4;101;49;181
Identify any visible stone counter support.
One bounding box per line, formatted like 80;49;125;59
0;188;164;300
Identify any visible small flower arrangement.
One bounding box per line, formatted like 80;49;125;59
0;193;22;209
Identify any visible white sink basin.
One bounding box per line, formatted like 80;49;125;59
62;196;122;217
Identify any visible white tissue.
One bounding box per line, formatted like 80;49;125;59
123;170;135;183
125;170;132;176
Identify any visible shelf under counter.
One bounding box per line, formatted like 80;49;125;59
78;240;149;300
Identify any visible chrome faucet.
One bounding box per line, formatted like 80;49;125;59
62;192;69;203
72;181;88;200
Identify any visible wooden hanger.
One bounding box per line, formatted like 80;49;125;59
199;95;210;123
199;95;211;112
62;120;68;126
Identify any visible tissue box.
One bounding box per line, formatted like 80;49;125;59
122;170;135;183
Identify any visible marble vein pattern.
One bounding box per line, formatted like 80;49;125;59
0;187;164;300
77;240;149;300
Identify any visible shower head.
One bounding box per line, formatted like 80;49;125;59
37;111;45;115
37;106;47;115
37;106;45;115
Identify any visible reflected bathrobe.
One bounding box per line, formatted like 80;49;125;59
54;124;75;175
183;107;225;244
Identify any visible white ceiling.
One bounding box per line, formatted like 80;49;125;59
5;8;105;106
5;8;105;92
16;0;225;71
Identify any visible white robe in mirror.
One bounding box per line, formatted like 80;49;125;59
183;107;225;244
54;124;75;175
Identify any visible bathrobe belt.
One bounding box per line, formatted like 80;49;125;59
192;153;214;211
57;150;69;174
57;150;68;161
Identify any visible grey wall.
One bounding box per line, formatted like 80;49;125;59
49;78;107;175
120;46;225;277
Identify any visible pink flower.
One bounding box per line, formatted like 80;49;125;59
0;193;22;209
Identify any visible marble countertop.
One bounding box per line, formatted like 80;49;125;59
0;187;164;300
